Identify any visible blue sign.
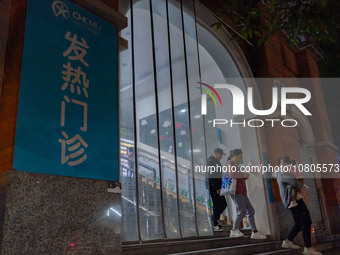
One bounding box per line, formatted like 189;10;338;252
14;0;119;181
216;128;222;144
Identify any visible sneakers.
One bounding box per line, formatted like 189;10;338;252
303;247;322;255
282;240;300;249
212;224;223;231
250;231;267;239
230;229;244;238
288;200;298;209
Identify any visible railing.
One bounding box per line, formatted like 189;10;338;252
120;155;158;217
122;148;209;207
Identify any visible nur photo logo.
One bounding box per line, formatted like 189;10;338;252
197;82;222;115
197;83;312;128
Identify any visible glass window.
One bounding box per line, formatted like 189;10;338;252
151;0;182;239
182;0;212;236
167;0;197;238
132;0;165;241
119;0;138;242
119;0;248;242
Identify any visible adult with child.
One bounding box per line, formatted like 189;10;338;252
287;159;305;208
227;149;266;239
207;148;228;231
277;156;322;255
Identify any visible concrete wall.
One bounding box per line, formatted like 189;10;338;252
0;0;123;253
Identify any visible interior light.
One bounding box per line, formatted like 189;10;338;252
110;207;122;217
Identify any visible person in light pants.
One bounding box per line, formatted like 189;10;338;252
227;149;266;239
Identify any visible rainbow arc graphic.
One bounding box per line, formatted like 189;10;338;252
197;82;222;115
197;82;222;106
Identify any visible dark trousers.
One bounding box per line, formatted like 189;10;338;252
210;190;227;226
287;199;312;248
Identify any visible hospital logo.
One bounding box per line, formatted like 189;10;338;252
52;1;70;19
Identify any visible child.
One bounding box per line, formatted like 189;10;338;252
286;159;304;208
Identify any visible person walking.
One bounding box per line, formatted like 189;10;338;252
228;149;266;239
207;148;227;231
278;156;322;255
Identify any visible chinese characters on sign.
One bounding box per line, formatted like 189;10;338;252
59;31;90;167
14;0;118;181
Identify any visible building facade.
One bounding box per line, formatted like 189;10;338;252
0;0;339;254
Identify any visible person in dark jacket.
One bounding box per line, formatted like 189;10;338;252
207;148;227;231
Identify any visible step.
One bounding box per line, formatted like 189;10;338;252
316;234;340;244
322;248;340;255
213;226;252;237
168;241;282;255
253;248;302;255
122;236;273;255
252;240;338;255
